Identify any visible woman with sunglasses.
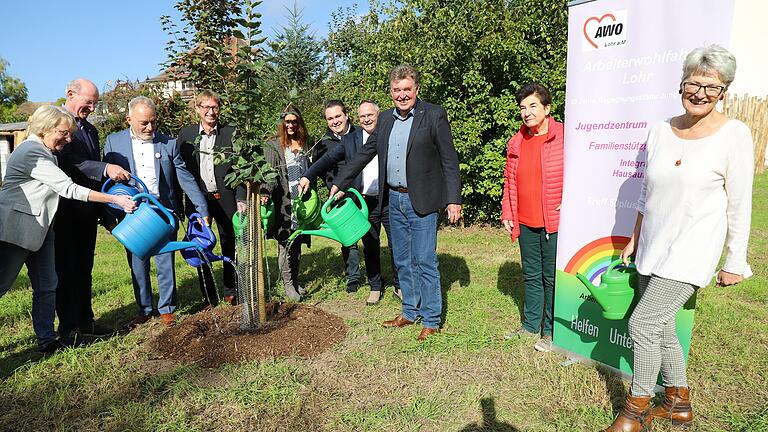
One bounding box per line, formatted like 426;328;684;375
260;105;314;302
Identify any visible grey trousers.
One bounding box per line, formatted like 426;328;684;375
277;239;302;295
629;274;697;396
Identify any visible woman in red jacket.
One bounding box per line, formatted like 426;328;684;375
501;83;564;352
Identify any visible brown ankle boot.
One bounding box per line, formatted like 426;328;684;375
651;386;693;427
603;395;653;432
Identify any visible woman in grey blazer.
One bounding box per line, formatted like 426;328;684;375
0;105;136;354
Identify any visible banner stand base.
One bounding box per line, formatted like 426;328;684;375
551;345;664;393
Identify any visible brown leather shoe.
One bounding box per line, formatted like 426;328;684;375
223;295;237;306
417;327;440;341
382;315;414;328
603;395;653;432
651;386;693;427
125;314;151;330
159;313;176;328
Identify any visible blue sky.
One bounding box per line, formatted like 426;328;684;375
0;0;365;102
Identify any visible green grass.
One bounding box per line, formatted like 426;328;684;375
1;175;767;431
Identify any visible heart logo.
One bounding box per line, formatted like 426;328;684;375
583;13;617;49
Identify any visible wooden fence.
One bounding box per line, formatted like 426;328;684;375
724;94;768;175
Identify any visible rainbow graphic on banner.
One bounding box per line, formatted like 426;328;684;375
563;236;630;282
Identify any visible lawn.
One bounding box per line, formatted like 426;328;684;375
0;175;766;431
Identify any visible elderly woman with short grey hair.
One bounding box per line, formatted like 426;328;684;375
0;105;136;354
602;45;754;432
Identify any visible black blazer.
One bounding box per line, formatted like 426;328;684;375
314;124;357;189
335;100;461;215
56;118;107;221
304;128;365;192
177;123;244;217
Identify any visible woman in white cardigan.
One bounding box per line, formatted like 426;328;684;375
0;105;136;354
602;45;755;432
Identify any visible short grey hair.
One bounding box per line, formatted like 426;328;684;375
27;105;75;138
682;44;737;88
128;96;156;116
359;99;380;112
388;64;420;88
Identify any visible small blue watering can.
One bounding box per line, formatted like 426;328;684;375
102;175;148;214
112;193;201;260
180;213;232;267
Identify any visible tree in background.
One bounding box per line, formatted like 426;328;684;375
0;57;28;123
324;0;568;222
161;0;243;100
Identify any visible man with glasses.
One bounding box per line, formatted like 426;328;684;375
54;78;131;342
178;90;244;307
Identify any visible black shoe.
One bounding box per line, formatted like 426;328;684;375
37;339;69;354
392;286;403;302
78;322;115;337
346;283;360;293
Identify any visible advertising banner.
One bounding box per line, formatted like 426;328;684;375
554;0;735;377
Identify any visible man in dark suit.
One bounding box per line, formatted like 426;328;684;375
314;100;362;293
299;100;399;305
331;65;462;341
54;78;131;339
178;90;243;307
103;96;209;328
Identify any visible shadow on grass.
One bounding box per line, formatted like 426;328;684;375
597;365;629;415
459;397;520;432
439;253;471;326
497;261;524;319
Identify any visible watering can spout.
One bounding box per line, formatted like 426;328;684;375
575;272;603;302
299;227;342;244
157;241;202;255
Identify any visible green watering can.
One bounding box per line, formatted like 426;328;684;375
288;188;371;247
293;188;323;230
575;258;638;320
231;199;275;237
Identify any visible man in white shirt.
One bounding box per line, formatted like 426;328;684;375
300;100;399;305
103;96;209;328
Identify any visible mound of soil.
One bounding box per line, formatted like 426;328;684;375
150;302;347;368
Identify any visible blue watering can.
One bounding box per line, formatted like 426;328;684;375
112;193;201;260
102;175;148;214
180;213;232;267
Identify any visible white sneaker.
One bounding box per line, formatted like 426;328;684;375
534;335;553;352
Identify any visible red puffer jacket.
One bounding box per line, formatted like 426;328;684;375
501;117;564;241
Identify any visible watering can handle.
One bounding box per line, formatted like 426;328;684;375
188;212;214;238
101;174;148;193
321;187;368;218
606;257;635;274
132;193;176;230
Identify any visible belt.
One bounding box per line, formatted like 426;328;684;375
206;191;221;200
388;185;408;193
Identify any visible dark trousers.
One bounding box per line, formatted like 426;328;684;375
518;224;557;336
364;194;398;291
186;195;236;305
53;210;97;334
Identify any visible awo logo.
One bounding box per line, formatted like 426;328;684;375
582;10;628;51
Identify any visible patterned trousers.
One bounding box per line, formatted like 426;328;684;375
629;274;697;396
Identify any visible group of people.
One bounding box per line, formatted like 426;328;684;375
0;47;755;431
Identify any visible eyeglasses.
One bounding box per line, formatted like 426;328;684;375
198;105;220;113
681;82;725;97
54;128;72;138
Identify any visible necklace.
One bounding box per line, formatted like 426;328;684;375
675;139;688;166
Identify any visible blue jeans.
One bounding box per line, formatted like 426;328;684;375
388;190;441;328
0;230;57;348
